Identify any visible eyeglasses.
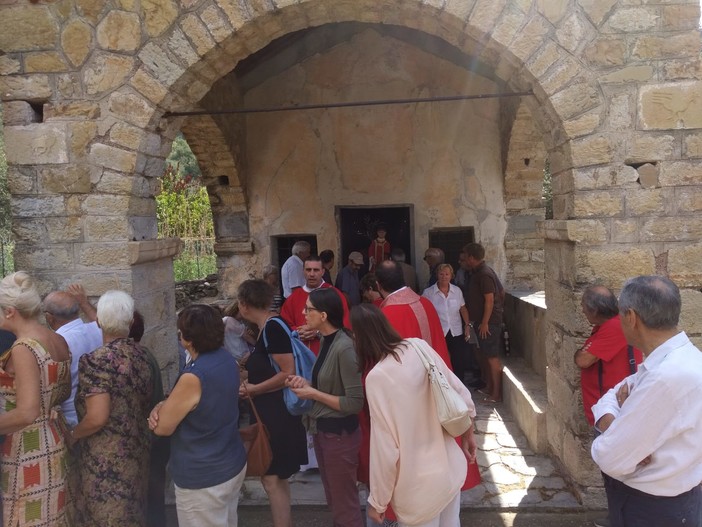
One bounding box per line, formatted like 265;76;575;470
303;306;321;314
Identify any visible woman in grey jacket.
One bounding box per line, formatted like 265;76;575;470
286;288;364;527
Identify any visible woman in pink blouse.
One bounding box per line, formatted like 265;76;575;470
351;304;477;527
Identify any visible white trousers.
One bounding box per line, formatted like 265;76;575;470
175;463;247;527
398;492;461;527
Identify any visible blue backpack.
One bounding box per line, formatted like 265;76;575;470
262;318;316;416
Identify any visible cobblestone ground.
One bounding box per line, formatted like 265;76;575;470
239;392;582;510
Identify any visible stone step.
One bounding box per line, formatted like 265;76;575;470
502;357;548;454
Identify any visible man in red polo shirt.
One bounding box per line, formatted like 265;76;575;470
575;285;643;427
575;284;643;527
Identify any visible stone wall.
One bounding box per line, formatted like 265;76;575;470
1;0;701;503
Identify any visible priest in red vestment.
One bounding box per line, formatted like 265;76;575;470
280;255;350;356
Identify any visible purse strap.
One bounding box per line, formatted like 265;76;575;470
408;339;435;372
243;382;264;425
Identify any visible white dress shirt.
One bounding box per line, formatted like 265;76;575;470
281;254;305;298
422;283;465;337
591;331;702;496
57;319;103;427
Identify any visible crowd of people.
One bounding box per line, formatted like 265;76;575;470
0;237;699;527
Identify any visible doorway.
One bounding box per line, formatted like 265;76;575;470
337;206;413;274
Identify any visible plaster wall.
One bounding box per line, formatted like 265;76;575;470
241;28;507;287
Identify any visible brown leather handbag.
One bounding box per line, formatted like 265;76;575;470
239;386;272;477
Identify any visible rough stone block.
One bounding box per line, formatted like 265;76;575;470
536;0;568;24
611;219;640;244
0;6;58;52
138;42;185;86
661;4;701;31
627;132;678;162
570;135;614;168
142;0;179;37
84;53;135;96
0;55;21;76
632;32;702;61
585;37;626;66
200;5;234;44
603;7;658;32
180;13;217;56
89;144;138;173
578;247;655;287
0;75;52;103
11;196;66;217
680;288;702;334
606;92;634;130
639;81;702;130
625;188;668;216
68;121;98;161
662;59;702;81
44;102;101;120
2;101;40;126
675;188;702;213
97;10;142;52
551;83;600;121
563;111;600;139
5;124;68;165
94;171;137;194
6;166;37;195
78;243;130;268
108;91;154;129
556;13;592;54
669;246;702;288
577;0;617;26
562;431;601;487
24;52;68;73
573;190;622;217
84;216;131;241
659;160;702;186
509;13;550;62
600;65;654;84
38;166;91;194
130;67;170;105
684;132;702;158
46;217;83;243
641;217;702;242
636;163;659;188
469;0;507;36
17;246;73;270
61;19;93;67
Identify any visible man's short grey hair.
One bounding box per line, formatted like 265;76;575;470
97;290;135;336
582;285;618;319
426;247;445;263
43;292;80;320
619;275;680;330
292;241;311;257
391;247;406;263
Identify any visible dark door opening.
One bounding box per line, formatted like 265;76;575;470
337;206;413;275
272;234;318;270
428;227;475;270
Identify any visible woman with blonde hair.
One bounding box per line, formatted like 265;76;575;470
0;271;72;526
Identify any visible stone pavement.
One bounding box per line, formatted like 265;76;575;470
239;391;583;510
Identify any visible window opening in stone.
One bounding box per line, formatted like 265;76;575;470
158;134;214;281
428;227;475;270
337;206;413;273
217;175;229;186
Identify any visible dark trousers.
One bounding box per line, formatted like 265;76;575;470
445;331;468;382
313;428;364;527
604;473;702;527
147;435;171;527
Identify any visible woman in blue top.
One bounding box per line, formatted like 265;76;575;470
148;304;247;527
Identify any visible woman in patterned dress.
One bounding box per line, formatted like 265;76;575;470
72;290;154;526
0;271;72;526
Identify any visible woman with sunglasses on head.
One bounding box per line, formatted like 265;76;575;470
286;288;364;527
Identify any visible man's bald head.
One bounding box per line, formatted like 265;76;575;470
43;291;80;326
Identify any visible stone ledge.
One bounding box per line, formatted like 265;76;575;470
128;238;181;265
503;358;548;454
214;240;254;256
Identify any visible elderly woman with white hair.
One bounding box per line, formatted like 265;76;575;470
73;290;154;526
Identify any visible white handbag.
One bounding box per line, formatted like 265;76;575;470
409;339;472;437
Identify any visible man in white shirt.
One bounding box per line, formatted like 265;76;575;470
591;275;702;527
281;241;311;298
43;289;103;427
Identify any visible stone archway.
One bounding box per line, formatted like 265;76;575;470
2;0;701;501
